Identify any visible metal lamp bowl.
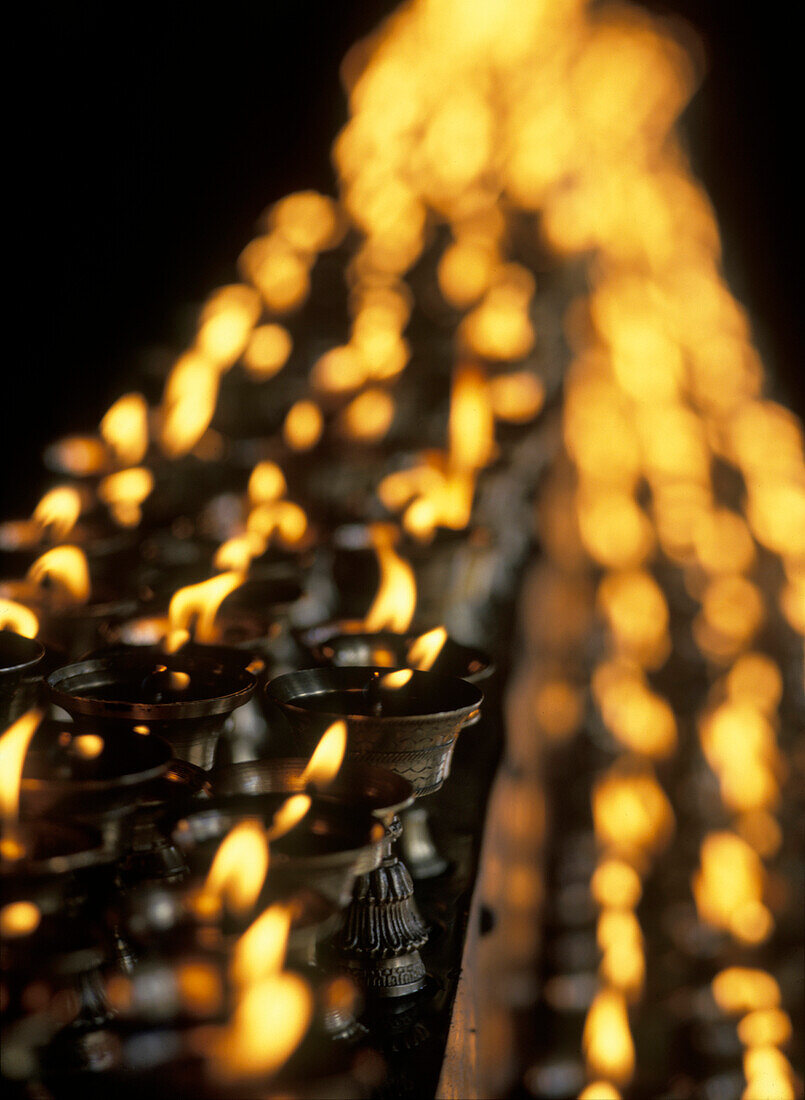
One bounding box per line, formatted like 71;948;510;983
266;666;482;797
47;652;256;770
299;621;494;684
214;758;415;827
0;630;46;727
173;793;384;908
20;726;173;821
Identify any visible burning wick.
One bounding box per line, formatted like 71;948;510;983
140;665;192;700
32;486;82;541
0;900;41;939
300;720;347;789
363;668;414;715
0;709;43;861
69;734;104;760
198;818;269;919
407;625;448;671
266;795;311;841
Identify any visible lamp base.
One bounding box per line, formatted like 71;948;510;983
337;817;428;998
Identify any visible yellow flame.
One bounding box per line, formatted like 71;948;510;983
195;285;261;369
202;819;269;917
488;371;546;423
243;323;293;379
28;545;91;604
283;399;324;451
99;467;154;527
726;653;783;715
407;625;448;670
590;859;642;910
167;572;246;646
176;960;224;1018
0;900;41;939
311;344;368;394
247;460;287;505
70;734;104;760
231;903;293;985
712;968;781;1014
270;190;342;253
32;487;82;541
266;794;311;841
578;1084;621;1100
692;832;773;945
49;435;108;476
592;764;674;867
340;387;396;443
300;720;347;787
597;908;645;1000
240;234;311;313
100;392;149;467
247;500;309;549
592;660;677;759
364;524;416;632
379;669;414;690
582;987;635;1086
213;533;265;574
160;351;220;458
0;709;43;841
209;972;313;1081
0;600;39;638
449;362;494;473
737;1009;792;1049
742;1047;796;1100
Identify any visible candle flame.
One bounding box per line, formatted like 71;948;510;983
70;734;104;760
378;669;414;690
407;625;448;670
592;763;674;868
243;323;293;379
209;972;313;1082
340;387;396;443
160;351;221;458
449;362;495;473
692;831;773;945
578;1084;621;1100
247;500;309;549
582;987;635;1086
32;486;82;541
99;466;154;527
300;720;347;787
266;794;311;841
28;545;91;604
247;460;287;505
100;392;149;467
201;818;269;917
0;599;39;638
271;190;341;253
0;709;43;849
167;571;246;647
0;900;41;939
712;968;781;1014
195;285;261;370
213;533;264;573
488;371;545;423
231;903;294;986
597;908;645;1001
283;399;323;452
239;234;311;314
49;435;108;476
364;524;417;632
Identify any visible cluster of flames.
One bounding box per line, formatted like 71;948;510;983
1;0;803;1093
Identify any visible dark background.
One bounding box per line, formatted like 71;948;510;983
5;1;801;515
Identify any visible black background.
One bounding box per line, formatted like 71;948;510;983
5;1;801;515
